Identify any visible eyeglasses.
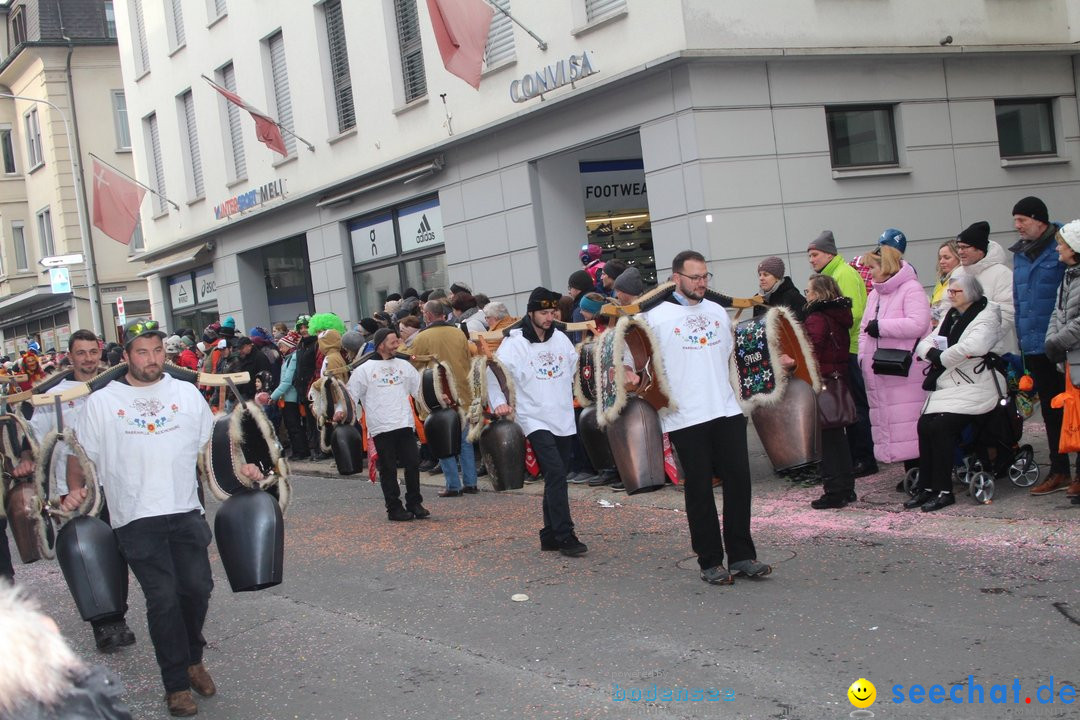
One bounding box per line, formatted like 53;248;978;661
675;271;713;283
946;289;963;295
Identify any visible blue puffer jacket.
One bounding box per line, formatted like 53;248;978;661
1011;223;1064;355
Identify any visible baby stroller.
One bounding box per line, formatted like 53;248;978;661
904;354;1040;504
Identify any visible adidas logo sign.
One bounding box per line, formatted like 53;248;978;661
415;214;436;244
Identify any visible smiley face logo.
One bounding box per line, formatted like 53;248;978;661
848;678;876;708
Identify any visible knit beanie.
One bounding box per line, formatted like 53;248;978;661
613;266;645;296
371;327;398;352
1058;220;1080;254
568;269;594;293
878;228;907;254
359;318;379;335
1012;196;1049;225
603;259;628;280
807;230;838;256
341;330;365;354
526;286;561;312
757;256;785;280
957;221;991;254
277;331;301;353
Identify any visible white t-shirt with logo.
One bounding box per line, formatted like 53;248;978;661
489;329;577;438
29;379;86;494
347;358;420;437
74;373;213;528
641;298;743;432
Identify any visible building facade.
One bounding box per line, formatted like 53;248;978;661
0;0;147;354
116;0;1080;332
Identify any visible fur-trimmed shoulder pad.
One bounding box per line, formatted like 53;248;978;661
729;305;821;413
200;401;291;516
465;355;516;443
594;316;675;429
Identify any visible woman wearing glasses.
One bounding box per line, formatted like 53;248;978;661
911;274;1003;511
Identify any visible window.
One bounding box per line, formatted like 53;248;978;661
1;128;16;174
323;0;355;133
266;31;296;155
36;208;54;258
586;0;626;22
144;113;168;214
220;63;247;181
25;109;43;168
995;99;1056;158
825;105;898;168
394;0;427;103
484;0;514;68
208;0;227;19
130;222;145;252
167;0;186;49
131;0;150;74
13;222;27;271
112;91;131;149
179;91;204;198
104;1;116;38
11;7;27;46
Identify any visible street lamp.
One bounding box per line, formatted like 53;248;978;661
0;92;103;337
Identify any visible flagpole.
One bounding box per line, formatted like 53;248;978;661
486;1;547;51
200;75;316;153
89;153;180;211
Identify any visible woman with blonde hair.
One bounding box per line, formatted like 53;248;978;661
930;239;962;324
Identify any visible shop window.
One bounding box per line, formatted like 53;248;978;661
13;222;28;270
484;0;514;69
995;99;1056;158
323;0;356;133
826;105;898;169
394;0;427;103
1;128;16;174
265;30;297;155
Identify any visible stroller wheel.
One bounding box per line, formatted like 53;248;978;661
953;454;979;486
903;468;919;497
970;471;995;504
1008;446;1040;488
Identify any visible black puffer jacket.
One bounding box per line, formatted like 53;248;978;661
8;665;132;720
754;276;807;318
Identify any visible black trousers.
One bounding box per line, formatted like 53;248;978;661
846;354;876;466
668;415;756;571
114;510;213;693
373;427;422;512
300;400;320;453
281;402;310;458
0;518;13;581
527;430;575;543
821;426;854;497
917;413;974;493
1027;353;1072;474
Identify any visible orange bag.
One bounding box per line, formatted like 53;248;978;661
1051;365;1080;453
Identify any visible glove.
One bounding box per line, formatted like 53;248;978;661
926;347;944;368
865;320;880;339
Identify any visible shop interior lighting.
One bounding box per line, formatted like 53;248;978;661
584;213;651;226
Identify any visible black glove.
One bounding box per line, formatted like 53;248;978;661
865;320;880;338
926;347;944;368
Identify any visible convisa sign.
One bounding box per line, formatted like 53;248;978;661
510;52;597;103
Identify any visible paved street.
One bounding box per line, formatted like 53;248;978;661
10;421;1079;719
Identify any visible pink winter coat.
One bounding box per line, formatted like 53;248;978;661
858;261;931;463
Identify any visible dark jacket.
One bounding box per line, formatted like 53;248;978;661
292;334;319;398
754;276;807;318
227;347;272;399
798;296;852;376
10;665;133;720
1011;222;1064;354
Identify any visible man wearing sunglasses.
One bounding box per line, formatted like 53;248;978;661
61;318;265;717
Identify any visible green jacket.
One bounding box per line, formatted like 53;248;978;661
822;254;867;353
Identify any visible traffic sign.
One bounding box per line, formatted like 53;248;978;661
49;267;71;294
39;252;84;267
116;296;126;325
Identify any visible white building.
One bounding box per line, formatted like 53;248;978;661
117;0;1080;332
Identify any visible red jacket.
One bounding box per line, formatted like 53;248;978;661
799;297;852;376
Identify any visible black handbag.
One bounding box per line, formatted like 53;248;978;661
818;371;856;429
869;306;917;377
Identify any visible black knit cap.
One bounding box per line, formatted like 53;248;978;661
957;221;991;254
1011;196;1049;224
527;286;561;312
568;269;594;293
371;327;398;352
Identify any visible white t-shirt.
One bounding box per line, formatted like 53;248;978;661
29;379;87;494
641;298;743;432
488;328;577;438
346;357;420;437
74;373;213;528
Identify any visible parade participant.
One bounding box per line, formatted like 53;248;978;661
17;350;46;390
489;287;587;557
10;329;137;652
637;251;770;585
346;328;428;521
61;318;264;717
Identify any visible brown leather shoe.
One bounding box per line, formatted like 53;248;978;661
187;662;217;698
166;690;198;717
1067;478;1080;498
1030;473;1069;495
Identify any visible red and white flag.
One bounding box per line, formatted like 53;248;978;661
426;0;494;90
91;158;146;245
206;78;288;156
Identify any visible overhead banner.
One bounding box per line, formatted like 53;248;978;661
580;159;648;213
397;198;444;254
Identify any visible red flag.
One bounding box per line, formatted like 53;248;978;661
91;158;146;245
207;80;288;156
426;0;494;89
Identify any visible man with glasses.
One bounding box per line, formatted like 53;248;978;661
633;251;771;585
952;221;1017;357
61;318;264;717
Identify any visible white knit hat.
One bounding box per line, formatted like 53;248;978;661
1060;220;1080;254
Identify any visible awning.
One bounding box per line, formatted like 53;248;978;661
136;244;211;278
0;287;72;328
